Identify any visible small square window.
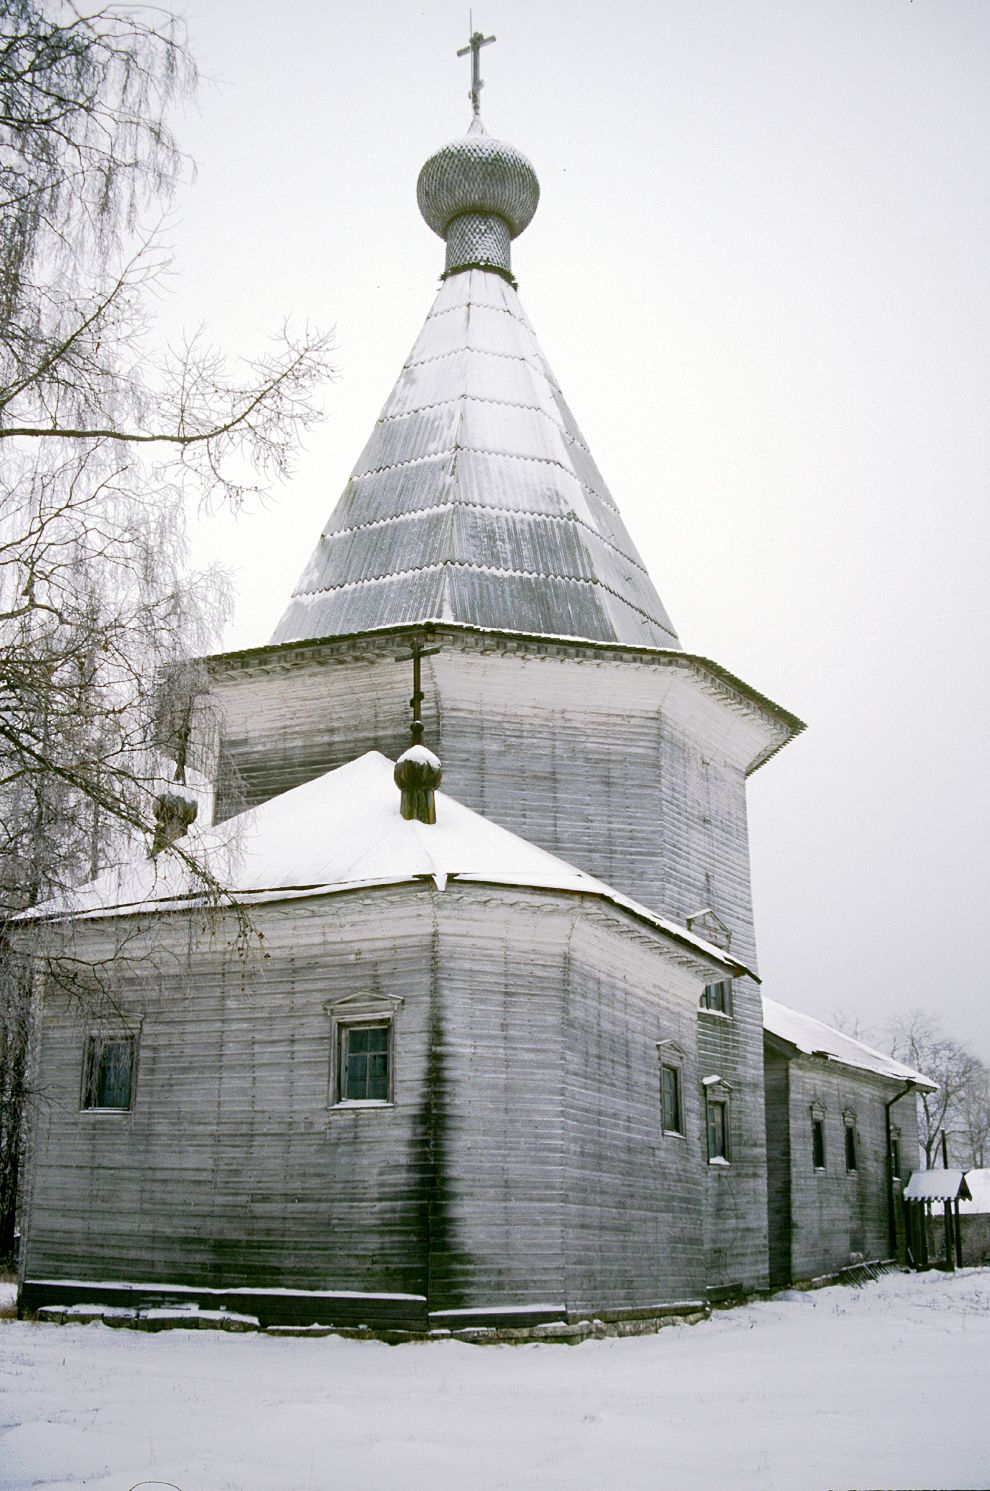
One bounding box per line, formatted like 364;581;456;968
326;994;401;1110
661;1063;683;1135
707;1096;729;1161
82;1035;134;1111
339;1022;390;1103
812;1116;826;1170
700;980;733;1016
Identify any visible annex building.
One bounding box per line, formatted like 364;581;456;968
16;45;933;1332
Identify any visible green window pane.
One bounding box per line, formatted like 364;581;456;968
342;1024;389;1100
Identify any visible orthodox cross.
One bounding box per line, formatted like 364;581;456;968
457;26;495;116
396;641;441;738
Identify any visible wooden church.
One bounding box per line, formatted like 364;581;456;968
16;40;931;1332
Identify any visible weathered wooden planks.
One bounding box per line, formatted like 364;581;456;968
21;880;732;1325
763;1044;920;1283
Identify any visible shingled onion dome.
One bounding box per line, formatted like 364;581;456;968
394;722;443;825
417;115;539;283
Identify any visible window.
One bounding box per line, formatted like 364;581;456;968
704;1077;732;1162
812;1116;826;1170
82;1035;134;1111
339;1022;390;1102
700;979;733;1015
325;992;402;1108
844;1113;858;1173
707;1096;729;1161
661;1063;683;1135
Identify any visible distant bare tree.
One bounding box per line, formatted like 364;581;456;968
829;1006;988;1172
885;1010;984;1171
0;1;334;1261
946;1063;990;1170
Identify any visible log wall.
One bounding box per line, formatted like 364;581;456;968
562;913;706;1314
766;1052;920;1282
22;890;437;1326
763;1046;793;1287
21;882;720;1326
206;632;784;1293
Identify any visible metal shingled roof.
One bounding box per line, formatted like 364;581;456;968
270;270;681;650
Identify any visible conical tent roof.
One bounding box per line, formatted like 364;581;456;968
271;195;681;650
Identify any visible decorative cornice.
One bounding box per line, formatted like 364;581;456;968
202;620;805;767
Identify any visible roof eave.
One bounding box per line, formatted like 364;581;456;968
201;619;805;759
15;873;749;981
763;1030;936;1092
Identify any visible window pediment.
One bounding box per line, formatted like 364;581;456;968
323;992;404;1018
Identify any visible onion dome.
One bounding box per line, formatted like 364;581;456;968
417;116;539;282
150;791;198;856
394;722;443;825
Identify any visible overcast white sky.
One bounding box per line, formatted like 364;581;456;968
162;1;989;1059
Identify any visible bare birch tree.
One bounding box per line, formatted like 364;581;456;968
0;1;334;1259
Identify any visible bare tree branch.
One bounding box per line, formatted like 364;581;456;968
0;1;335;1261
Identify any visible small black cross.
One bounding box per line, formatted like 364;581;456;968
457;26;496;116
396;642;441;734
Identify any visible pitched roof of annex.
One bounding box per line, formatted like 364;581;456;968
763;996;936;1090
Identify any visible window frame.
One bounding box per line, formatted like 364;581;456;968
811;1101;827;1171
699;979;734;1017
811;1117;826;1170
843;1110;858;1174
338;1020;391;1104
657;1042;685;1137
325;992;403;1109
704;1077;732;1164
81;1032;136;1113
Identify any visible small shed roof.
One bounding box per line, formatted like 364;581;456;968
19;753;742;977
762;997;936;1090
903;1170;972;1203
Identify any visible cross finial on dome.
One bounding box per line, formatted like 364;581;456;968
457;24;495;117
418;29;538;283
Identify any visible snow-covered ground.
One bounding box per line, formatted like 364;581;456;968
1;1270;988;1491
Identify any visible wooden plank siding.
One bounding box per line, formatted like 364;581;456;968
562;914;706;1315
21;882;724;1326
206;632;782;1294
764;1048;920;1282
22;891;437;1325
763;1046;793;1287
428;893;570;1315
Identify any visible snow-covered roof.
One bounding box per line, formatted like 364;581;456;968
762;997;936;1090
18;753;740;975
958;1169;990;1215
903;1170;971;1203
269;270;681;652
